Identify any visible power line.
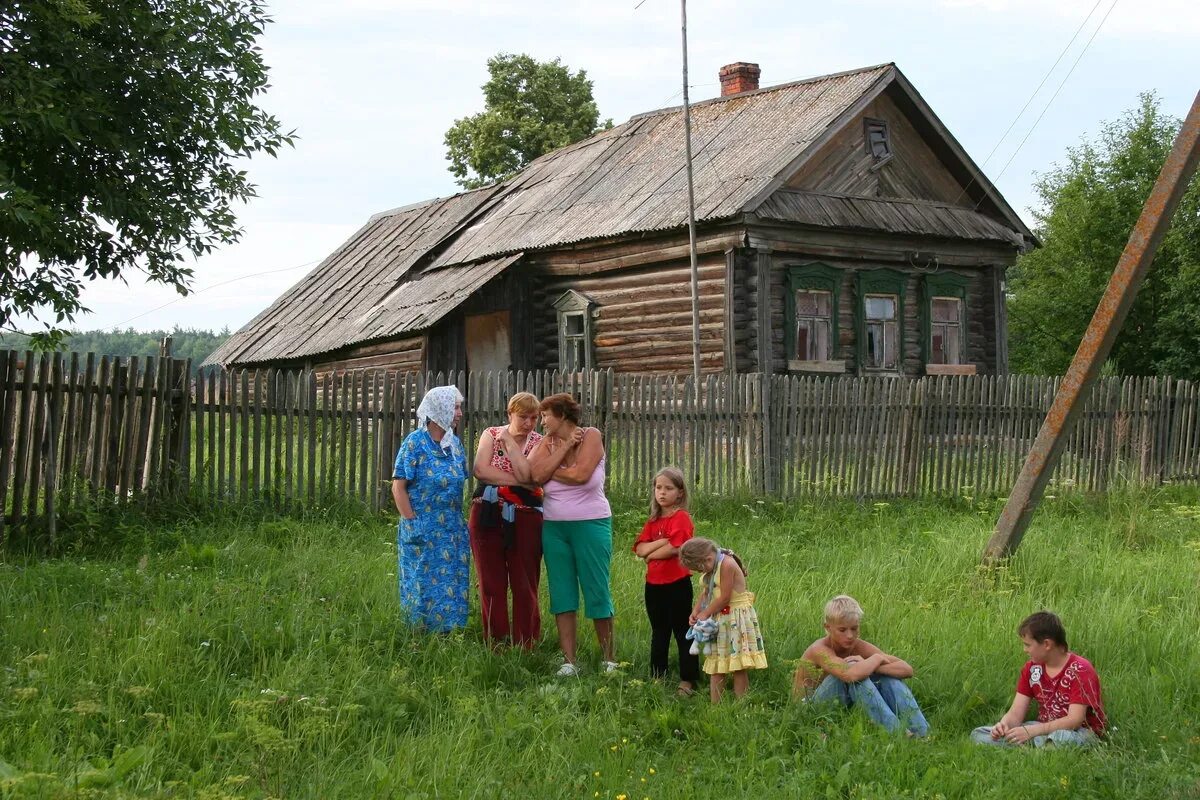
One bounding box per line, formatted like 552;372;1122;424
987;0;1120;189
110;259;318;328
952;0;1106;207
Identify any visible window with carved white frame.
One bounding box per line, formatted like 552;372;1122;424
553;290;595;371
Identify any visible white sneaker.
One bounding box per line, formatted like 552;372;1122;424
556;662;579;677
602;661;620;673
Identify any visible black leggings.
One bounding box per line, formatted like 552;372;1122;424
644;577;700;683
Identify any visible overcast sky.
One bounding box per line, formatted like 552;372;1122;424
33;0;1199;334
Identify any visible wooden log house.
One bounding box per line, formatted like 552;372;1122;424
206;62;1034;379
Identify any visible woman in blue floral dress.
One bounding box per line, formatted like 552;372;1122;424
391;386;469;632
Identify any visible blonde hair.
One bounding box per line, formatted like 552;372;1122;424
679;537;746;577
649;466;689;519
507;392;539;415
824;595;863;624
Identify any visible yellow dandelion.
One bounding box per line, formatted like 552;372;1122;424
649;768;656;775
617;795;628;800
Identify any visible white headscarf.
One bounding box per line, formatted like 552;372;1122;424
417;385;463;434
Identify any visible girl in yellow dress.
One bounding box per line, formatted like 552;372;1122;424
679;537;767;702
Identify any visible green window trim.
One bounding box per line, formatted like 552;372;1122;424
854;268;908;373
785;263;842;362
920;272;971;365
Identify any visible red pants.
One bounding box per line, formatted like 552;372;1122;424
468;502;543;647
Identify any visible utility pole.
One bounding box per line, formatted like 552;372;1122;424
983;91;1200;564
680;0;702;391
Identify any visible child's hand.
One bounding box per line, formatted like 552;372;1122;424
696;612;710;622
1003;725;1034;745
688;613;698;625
990;721;1010;739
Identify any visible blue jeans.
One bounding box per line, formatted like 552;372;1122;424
812;674;929;736
970;723;1098;747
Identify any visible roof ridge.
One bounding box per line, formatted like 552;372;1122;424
368;185;496;222
629;62;894;122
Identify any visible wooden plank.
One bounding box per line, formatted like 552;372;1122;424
59;353;80;511
132;356;156;495
217;370;228;500
44;355;65;545
10;352;36;526
239;369;250;502
27;354;50;522
359;371;371;505
283;371;294;508
173;359;192;496
307;369;318;504
261;369;274;503
194;370;206;498
75;353;97;495
0;352;17;543
252;370;263;499
116;357;139;501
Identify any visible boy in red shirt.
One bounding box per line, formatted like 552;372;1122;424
972;611;1106;747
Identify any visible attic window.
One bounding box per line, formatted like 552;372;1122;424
864;118;892;163
552;290;596;371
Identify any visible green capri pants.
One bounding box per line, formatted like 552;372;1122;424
542;517;614;619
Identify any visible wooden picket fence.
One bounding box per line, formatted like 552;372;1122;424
2;347;1200;544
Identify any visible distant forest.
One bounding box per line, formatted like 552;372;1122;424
0;327;229;374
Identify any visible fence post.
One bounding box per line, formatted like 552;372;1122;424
166;358;191;496
760;372;777;495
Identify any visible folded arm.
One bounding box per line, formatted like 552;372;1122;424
550;429;604;485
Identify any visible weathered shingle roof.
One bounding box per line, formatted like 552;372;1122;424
756;189;1024;245
428;64;894;268
208;62;1030;367
206;186;503;366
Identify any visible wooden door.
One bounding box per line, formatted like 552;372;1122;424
465;311;511;374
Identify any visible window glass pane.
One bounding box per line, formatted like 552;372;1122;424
931;328;946;365
865;295;895;321
796;324;809;360
813;320;830;360
932;297;960;323
946;325;961;365
883;321;898;369
866;322;883;368
564;313;584;336
796;290;832;318
565;338;584;371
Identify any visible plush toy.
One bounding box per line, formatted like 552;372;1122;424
685;618;718;656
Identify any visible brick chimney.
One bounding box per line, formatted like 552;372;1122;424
719;62;761;96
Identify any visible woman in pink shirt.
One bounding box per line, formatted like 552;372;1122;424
528;393;615;677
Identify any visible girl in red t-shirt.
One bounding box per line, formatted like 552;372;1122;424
632;467;699;696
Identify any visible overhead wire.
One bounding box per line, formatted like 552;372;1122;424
110;259;318;328
985;0;1120;192
951;0;1106;207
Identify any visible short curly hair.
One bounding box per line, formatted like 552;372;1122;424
538;393;582;425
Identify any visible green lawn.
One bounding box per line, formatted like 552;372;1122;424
2;487;1200;798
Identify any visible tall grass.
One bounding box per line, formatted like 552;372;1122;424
2;488;1200;798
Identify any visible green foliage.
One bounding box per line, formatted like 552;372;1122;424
444;53;612;189
0;0;293;347
1008;93;1200;378
0;325;229;374
2;491;1200;796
